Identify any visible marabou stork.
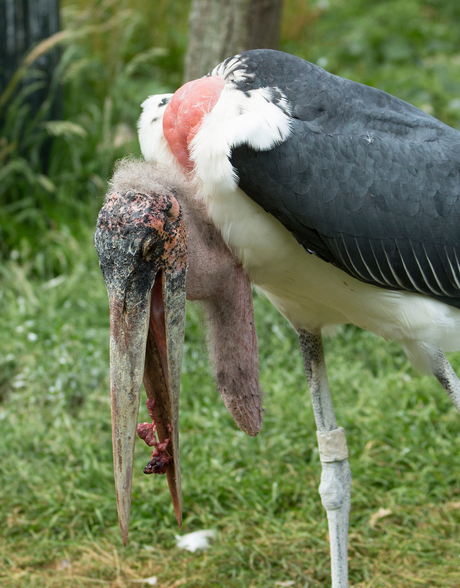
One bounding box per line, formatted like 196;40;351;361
95;50;460;587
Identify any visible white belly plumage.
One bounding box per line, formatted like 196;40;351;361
204;186;460;371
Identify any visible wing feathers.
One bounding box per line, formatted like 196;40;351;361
229;51;460;309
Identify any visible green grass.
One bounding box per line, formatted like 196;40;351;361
2;0;460;585
1;234;460;587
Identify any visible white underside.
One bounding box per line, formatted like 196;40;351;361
204;185;460;372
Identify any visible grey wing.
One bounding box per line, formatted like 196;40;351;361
230;118;460;309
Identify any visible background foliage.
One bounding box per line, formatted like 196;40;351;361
1;0;460;586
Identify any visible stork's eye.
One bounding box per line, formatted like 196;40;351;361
166;195;180;221
142;238;158;261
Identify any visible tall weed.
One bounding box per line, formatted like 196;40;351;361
0;0;179;275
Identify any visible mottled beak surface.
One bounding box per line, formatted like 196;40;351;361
94;189;186;545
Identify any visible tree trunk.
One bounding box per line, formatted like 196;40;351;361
184;0;284;82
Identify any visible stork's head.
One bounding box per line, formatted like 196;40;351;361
94;159;263;546
94;163;187;544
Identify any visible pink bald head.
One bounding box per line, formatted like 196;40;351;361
163;76;225;171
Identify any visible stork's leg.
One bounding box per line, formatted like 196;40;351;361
429;349;460;414
297;329;351;588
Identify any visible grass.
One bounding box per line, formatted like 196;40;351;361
1;236;460;587
2;0;460;586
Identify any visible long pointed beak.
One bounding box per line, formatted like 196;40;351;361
108;267;186;545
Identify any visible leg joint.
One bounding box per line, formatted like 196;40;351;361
318;460;352;511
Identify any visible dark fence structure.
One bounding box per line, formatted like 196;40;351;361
1;0;60;113
0;0;61;167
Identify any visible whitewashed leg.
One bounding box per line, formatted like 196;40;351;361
429;349;460;414
297;329;351;588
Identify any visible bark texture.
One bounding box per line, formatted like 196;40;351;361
184;0;284;81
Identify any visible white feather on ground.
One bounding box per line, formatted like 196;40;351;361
175;530;216;552
131;576;157;585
